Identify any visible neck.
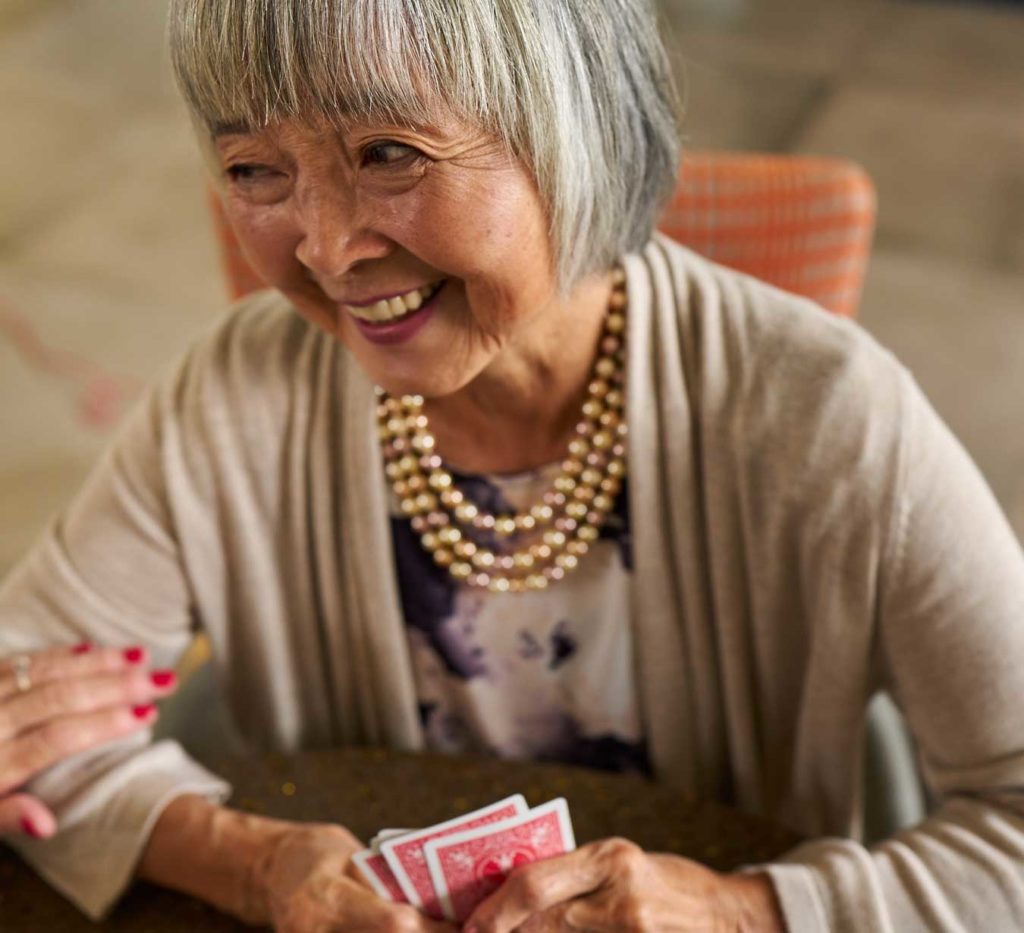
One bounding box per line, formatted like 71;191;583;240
424;272;614;474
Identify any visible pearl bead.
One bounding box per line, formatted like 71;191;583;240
454;539;477;558
392;436;408;453
561;458;584;476
611;268;626;286
386;417;406;435
605;389;624;410
606;312;625;334
497;555;516;572
544;566;566;581
402;394;424;407
593;494;614;512
565;501;588;520
592;430;613;450
406;474;427;493
595;357;616;378
609;289;626;309
452;562;472;580
513;552;535;569
581;399;603;420
611;442;626;458
509;579;527;594
573;485;595;502
385;462;403;480
567;540;588;557
454;502;479;522
516;514;537;531
393;479;410;498
376;403;390;420
599;410;617;428
586;510;602;526
495;517;517;536
542;530;566;548
599;476;620;494
554;516;577;533
531;543;553;561
588;379;609;398
581;468;602;487
428;471;452;490
472;550;496;569
530;504;554;523
415;492;437;513
421;532;440;551
420;454;443;470
555;553;578;571
406;413;429;431
433;548;454;567
554;475;576;494
399;498;418;516
578;524;599;543
470;572;491;588
476;513;496;530
427;510;449;527
489;577;511;594
607;458;625;478
441;488;464;507
438;526;461;545
415;433;436;451
601;336;621;356
398;455;418;474
542;491;566;508
585;450;605;467
411;515;428;534
568;438;589;459
526;574;549;590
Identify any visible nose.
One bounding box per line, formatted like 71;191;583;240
292;178;392;282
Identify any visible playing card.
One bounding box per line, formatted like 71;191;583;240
352;848;409;904
380;795;528;919
423;798;576;923
371;828;413;852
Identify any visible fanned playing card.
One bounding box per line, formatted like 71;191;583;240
380;795;528;919
352;848;410;904
423;798;576;922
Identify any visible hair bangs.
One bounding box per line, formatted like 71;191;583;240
169;0;501;136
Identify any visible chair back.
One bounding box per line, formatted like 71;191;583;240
211;151;876;318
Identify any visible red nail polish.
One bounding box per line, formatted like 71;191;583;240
150;670;176;688
123;647;144;664
21;817;43;839
71;642;93;655
132;704;157;718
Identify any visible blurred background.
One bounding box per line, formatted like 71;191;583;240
2;0;1023;579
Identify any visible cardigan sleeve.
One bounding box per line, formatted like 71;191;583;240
0;339;231;919
765;367;1024;932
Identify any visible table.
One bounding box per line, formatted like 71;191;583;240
0;748;801;930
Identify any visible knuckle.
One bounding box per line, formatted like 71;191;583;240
602;836;643;870
620;897;652;931
508;866;546;909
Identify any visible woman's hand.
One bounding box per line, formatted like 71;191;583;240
258;823;458;933
0;643;178;840
463;838;784;932
257;822;458;932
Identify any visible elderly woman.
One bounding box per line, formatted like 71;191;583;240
3;0;1024;930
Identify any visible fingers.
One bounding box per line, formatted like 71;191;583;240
0;703;160;796
0;642;152;702
465;838;637;933
0;665;177;742
0;792;56;839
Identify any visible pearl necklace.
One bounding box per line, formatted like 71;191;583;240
376;268;628;594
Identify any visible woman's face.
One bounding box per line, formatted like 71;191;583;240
213;114;560;399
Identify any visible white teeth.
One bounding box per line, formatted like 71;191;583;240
345;281;441;324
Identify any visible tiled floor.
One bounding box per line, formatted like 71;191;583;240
1;0;1023;576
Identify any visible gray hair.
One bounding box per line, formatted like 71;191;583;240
168;0;681;291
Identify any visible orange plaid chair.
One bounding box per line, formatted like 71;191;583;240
210;151;876;318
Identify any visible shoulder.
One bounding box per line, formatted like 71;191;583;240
633;235;913;500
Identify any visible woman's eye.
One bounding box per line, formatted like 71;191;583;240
362;142;422;167
225;163;277;183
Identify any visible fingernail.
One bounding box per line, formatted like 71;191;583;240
21;817;44;839
132;704;157;719
71;642;93;655
150;670;176;688
123;647;144;664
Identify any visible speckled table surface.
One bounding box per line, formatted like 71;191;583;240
0;748;801;930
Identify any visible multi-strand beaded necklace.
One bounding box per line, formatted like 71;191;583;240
376;268;628;594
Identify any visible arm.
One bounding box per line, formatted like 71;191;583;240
766;369;1024;931
0;345;229;919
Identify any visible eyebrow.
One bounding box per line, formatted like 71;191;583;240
211;120;255;138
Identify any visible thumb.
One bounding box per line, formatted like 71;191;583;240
0;794;57;840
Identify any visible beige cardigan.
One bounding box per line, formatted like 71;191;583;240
3;237;1024;930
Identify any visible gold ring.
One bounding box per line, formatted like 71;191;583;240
11;654;32;693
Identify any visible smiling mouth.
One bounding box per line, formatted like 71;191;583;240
342;280;445;325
